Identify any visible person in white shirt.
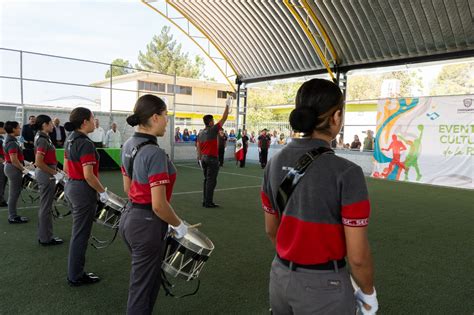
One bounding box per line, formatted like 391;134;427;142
88;119;105;148
270;130;279;146
105;122;121;148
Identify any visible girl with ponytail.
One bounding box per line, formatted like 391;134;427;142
262;79;378;314
63;107;108;286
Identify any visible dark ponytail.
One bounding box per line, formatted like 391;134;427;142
290;79;344;135
34;115;52;132
127;94;166;127
65;107;92;132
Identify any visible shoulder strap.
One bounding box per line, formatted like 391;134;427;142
276;147;334;215
127;140;158;179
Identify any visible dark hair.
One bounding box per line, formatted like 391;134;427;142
127;94;166;127
5;121;20;134
0;121;4;128
34;115;52;132
64;107;92;132
29;115;35;120
289;79;344;135
203;115;214;127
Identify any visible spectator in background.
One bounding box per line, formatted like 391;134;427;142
286;130;293;145
217;128;227;167
189;129;198;142
351;135;362;150
174;127;182;142
249;131;256;143
337;134;345;149
105;122;121;148
0;122;7;207
88;118;105;148
49;117;66;148
240;129;250;168
278;133;286;145
270;130;279;146
363;130;375;151
182;129;190;142
228;129;236;142
22;115;36;150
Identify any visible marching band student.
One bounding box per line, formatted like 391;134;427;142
34;115;64;246
3;121;29;224
0;122;8;207
262;79;378;314
120;94;187;315
64;108;109;286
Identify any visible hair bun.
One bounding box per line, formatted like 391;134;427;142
289;107;318;133
64;122;75;132
126;114;140;127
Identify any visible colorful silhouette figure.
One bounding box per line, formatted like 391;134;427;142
381;134;407;176
398;125;424;181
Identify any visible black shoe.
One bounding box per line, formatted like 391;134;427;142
8;216;29;224
68;272;101;287
39;237;64;246
204;203;220;208
0;201;7;207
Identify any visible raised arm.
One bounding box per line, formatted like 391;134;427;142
217;96;232;126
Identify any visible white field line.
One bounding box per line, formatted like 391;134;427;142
0;185;262;212
176;164;263;180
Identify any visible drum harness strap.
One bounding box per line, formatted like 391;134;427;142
127;139;201;298
276;146;334;215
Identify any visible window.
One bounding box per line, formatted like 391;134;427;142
217;90;236;99
167;84;193;95
138;80;165;92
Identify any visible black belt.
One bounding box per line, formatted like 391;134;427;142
277;255;346;271
131;202;153;211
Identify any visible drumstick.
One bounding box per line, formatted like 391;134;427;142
187;223;202;229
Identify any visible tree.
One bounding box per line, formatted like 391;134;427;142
137;26;205;78
430;63;474;96
105;59;133;78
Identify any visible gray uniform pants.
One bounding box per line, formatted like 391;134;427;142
65;180;97;281
35;168;55;242
119;206;168;315
202;155;219;205
270;257;356;315
4;163;23;219
0;163;7;203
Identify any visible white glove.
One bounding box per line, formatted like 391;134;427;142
355;288;378;315
99;190;109;203
170;221;188;239
53;172;64;182
22;168;30;175
225;96;232;107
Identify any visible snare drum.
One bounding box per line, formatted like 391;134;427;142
22;170;39;193
162;226;214;281
95;191;126;229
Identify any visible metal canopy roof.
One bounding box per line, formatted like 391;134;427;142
152;0;474;84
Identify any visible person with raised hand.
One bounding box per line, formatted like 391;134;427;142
120;94;187;314
63;107;108;286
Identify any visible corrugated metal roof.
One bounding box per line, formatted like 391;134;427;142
166;0;474;83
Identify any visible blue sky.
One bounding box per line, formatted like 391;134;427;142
0;0;228;105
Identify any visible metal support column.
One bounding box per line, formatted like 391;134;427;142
242;84;248;131
109;64;113;127
235;79;241;130
170;71;177;162
18;51;25;124
335;67;347;138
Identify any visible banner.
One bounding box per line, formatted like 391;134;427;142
372;95;473;189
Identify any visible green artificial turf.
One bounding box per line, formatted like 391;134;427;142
0;162;472;314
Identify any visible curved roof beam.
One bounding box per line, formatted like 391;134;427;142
142;0;237;91
283;0;338;81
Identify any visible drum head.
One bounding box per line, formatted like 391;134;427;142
175;227;214;257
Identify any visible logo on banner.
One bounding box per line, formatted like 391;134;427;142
458;99;473;113
426;112;440;120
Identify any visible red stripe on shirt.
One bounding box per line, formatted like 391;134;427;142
199;139;219;157
261;190;277;216
341;199;370;227
276;215;346;265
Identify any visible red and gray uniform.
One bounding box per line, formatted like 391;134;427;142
258;134;271;168
64;131;100;282
119;132;176;315
261;138;371;314
197;122;221;205
3;135;25;219
0;135;7;204
34;131;58;243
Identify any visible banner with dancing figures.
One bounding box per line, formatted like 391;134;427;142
372;95;474;189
